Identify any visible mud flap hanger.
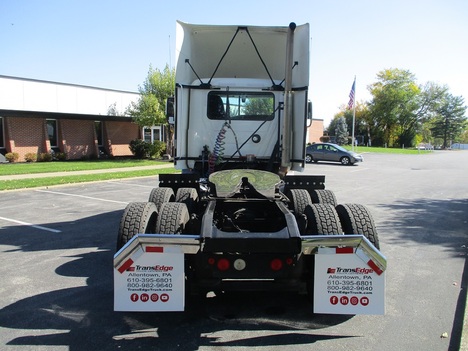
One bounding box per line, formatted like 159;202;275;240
114;234;386;276
302;235;387;275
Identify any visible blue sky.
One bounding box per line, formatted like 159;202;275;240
1;0;467;126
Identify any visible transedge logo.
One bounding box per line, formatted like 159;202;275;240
327;267;374;274
131;265;174;272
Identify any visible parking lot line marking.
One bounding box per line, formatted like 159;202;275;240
35;189;128;204
0;216;61;233
351;168;368;173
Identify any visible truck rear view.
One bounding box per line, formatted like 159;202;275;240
114;21;386;314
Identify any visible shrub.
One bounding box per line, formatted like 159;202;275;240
24;152;37;162
129;139;152;159
5;152;19;163
151;140;166;158
54;152;67;161
38;153;53;162
129;139;167;159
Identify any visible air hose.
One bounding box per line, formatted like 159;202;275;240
208;122;241;175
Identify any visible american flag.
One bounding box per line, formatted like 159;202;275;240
347;79;355;109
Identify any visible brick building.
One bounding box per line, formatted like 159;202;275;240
0;75;141;161
308;118;324;144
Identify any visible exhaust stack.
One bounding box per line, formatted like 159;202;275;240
279;22;296;177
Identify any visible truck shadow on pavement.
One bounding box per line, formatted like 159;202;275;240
0;210;354;351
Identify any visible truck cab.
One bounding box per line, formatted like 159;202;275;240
172;21;310;176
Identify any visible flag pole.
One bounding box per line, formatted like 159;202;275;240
351;76;356;152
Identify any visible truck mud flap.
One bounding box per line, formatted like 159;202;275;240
114;234;200;312
302;234;386;315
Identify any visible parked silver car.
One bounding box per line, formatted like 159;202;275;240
305;143;363;165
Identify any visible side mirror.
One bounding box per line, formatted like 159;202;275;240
166;97;175;124
306;100;313;127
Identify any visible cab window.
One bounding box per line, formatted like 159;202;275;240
207;92;274;121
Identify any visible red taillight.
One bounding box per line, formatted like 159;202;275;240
270;258;283;271
217;258;230;271
285;257;294;265
207;257;216;265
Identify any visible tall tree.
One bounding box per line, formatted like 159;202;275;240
430;93;467;148
368;68;420;147
411;82;449;145
126;65;175;154
335;116;349;145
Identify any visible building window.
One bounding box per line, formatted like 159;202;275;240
95;121;103;146
143;126;163;143
46;119;58;148
0;117;4;149
153;128;161;142
95;121;107;156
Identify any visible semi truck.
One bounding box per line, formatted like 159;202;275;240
114;21;386;314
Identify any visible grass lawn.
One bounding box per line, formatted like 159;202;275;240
343;146;434;154
0;159;169;176
0;168;179;191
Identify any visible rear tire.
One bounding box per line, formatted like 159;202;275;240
156;202;190;234
117;202;158;251
311;189;337;207
175;188;199;214
286;189;312;216
149;187;175;211
304;204;343;235
336;204;380;249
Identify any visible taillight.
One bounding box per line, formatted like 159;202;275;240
217;258;230;271
270;258;283;271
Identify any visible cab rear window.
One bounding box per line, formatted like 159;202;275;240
207;92;274;120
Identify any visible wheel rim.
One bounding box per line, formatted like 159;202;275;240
341;157;350;165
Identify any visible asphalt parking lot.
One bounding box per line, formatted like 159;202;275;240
0;150;467;351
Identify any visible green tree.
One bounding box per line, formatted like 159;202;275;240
335;116;349;145
412;82;449;146
430;93;467;149
107;102;123;116
243;97;273;116
126;64;175;154
328;102;373;146
368;68;421;147
459;129;468;144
